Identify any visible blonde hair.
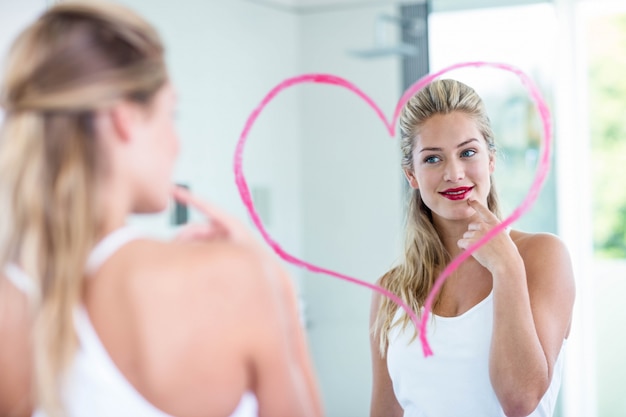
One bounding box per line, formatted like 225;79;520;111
0;1;166;414
375;79;502;355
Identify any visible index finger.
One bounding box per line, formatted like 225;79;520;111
171;185;230;223
467;199;497;222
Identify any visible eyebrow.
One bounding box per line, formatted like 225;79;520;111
418;138;480;153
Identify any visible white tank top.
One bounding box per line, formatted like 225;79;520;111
386;291;565;417
4;226;258;417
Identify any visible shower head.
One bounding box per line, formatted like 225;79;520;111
348;42;418;59
348;13;422;60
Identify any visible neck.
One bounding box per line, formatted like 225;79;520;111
432;215;479;258
96;178;132;239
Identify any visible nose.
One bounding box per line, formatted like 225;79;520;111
443;159;464;182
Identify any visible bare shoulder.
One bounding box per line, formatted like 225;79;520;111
371;268;396;313
90;238;278;347
510;231;572;268
510;229;565;246
123;239;277;316
99;239;287;414
509;230;575;296
93;238;285;363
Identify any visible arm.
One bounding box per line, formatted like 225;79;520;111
249;252;323;417
369;290;403;417
459;200;575;417
169;187;323;417
489;233;574;417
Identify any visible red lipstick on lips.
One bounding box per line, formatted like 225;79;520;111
439;186;473;201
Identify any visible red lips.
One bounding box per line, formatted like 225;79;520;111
439;186;474;201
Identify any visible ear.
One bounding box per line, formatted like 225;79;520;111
489;153;495;174
403;168;419;189
109;100;141;144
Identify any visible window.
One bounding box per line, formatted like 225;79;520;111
582;2;626;415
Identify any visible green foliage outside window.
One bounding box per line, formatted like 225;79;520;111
588;14;626;259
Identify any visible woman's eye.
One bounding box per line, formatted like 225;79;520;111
424;155;441;164
461;149;476;158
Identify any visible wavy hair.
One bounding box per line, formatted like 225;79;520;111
374;79;502;355
0;1;166;414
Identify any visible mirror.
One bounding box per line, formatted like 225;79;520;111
2;1;624;416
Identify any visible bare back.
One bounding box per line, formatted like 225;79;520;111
0;275;34;417
0;238;321;417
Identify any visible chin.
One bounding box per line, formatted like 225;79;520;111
437;207;475;222
134;197;170;214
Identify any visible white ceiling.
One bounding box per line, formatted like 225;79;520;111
246;0;546;13
245;0;421;12
250;0;395;7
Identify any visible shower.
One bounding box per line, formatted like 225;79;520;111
348;13;424;59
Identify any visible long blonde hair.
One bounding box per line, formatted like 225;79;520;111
375;79;502;355
0;1;166;414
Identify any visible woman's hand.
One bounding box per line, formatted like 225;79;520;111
457;199;520;274
171;186;257;247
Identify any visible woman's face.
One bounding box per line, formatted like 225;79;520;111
131;82;180;213
404;111;494;223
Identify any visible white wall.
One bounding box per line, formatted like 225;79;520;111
0;0;47;60
0;0;49;124
117;1;303;260
298;5;404;416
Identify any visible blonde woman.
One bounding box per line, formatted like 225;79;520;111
370;79;575;417
0;2;322;417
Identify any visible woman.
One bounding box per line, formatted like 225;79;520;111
370;79;575;417
0;2;322;417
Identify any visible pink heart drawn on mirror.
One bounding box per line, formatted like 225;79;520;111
234;61;552;357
